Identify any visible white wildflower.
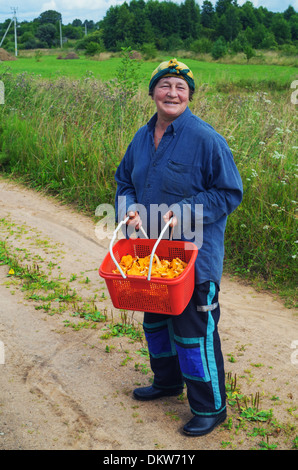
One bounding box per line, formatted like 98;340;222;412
272;150;285;160
263;225;270;230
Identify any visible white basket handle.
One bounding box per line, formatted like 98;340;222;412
109;216;129;278
109;217;173;280
147;218;173;281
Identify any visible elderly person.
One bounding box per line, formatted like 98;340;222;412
114;59;243;436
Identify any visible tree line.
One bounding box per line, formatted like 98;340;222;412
0;1;297;59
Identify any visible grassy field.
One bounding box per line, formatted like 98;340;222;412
0;52;297;306
1;51;297;89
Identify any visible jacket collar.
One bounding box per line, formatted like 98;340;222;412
147;106;192;135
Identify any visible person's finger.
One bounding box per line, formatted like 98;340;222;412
163;210;177;227
126;211;142;230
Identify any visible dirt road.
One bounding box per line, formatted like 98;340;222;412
0;176;297;451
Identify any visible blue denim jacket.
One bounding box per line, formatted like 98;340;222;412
115;107;243;286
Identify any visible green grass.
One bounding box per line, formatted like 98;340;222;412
1;53;297;90
0;53;297;306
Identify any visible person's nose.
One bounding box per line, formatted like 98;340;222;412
167;86;178;97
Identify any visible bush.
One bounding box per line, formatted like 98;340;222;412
230;38;243;54
191;38;213;53
85;42;102;56
260;32;278;50
75;30;104;52
279;43;298;56
243;44;256;62
211;37;227;59
141;43;157;60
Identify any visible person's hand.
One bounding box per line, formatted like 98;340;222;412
126;211;142;230
163;210;178;227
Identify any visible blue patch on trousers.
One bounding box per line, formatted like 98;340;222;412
174;339;210;382
144;327;175;358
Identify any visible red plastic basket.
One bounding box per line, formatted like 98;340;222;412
99;228;198;316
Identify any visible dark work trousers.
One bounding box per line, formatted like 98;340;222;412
143;281;226;416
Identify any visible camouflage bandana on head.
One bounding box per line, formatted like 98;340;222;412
149;58;195;93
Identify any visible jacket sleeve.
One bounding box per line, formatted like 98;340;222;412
175;136;243;226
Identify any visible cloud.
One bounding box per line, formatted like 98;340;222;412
238;0;298;10
39;0;126;22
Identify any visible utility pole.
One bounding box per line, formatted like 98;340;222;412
59;19;62;48
11;7;18;57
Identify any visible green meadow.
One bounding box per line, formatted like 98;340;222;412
0;51;297;306
1;52;297;89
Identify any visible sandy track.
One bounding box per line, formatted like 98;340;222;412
0;176;297;451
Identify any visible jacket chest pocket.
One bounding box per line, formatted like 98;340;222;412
161;160;196;198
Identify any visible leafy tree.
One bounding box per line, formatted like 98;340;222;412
283;5;296;21
243;43;256;62
251;23;267;48
289;13;298;40
215;0;234;16
38;10;62;25
211;36;227;59
114;3;134;48
191;37;213;53
256;6;274;29
271;13;292;44
84;20;96;32
75;30;104;51
2;1;296;55
216;4;241;41
101;6;119;50
63;24;83;40
85;41;102;55
201;0;215;28
72;19;82;27
141;42;158;59
180;0;201;40
129;9;155;46
36;23;58;47
239;1;258;30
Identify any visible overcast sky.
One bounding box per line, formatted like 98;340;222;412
0;0;296;25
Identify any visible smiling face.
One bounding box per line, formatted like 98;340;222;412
152;76;190;122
